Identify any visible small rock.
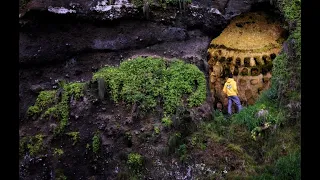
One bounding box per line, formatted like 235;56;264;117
65;74;69;78
30;84;45;93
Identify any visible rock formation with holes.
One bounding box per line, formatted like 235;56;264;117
207;12;287;111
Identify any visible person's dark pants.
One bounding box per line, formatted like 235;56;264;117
228;96;242;115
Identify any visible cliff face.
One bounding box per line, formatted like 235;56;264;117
19;0;289;179
19;0;274;118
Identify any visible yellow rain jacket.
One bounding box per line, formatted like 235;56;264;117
223;78;238;96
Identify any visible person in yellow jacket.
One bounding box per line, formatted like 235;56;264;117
223;73;242;116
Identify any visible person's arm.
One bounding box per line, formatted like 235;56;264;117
223;83;227;94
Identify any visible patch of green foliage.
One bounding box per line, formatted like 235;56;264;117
161;116;173;127
231;91;285;132
53;148;64;157
154;126;160;134
55;169;67;180
127;152;143;174
27;82;85;135
280;0;301;22
27;90;56;117
92;56;206;116
19;136;29;157
27;134;45;156
66;131;80;145
92;131;100;154
272;0;301;106
177;143;187;161
250;151;300;180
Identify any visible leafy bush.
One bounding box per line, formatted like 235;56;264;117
92;57;206;115
127;153;143;173
162;116;173;127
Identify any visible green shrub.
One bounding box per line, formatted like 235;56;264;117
92;57;206;115
127;153;143;173
162;116;173;127
92;132;100;153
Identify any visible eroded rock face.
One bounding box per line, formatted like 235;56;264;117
207;11;286;109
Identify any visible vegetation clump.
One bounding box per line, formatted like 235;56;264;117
92;56;206;117
161;116;173;127
53;148;64;157
127;152;143;173
66;131;80;145
92;131;100;154
26;82;85;135
26;134;45;157
27;90;56;117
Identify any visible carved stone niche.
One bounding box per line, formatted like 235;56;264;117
207;11;287;110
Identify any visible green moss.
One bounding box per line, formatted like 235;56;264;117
66;131;80;145
161;116;173;127
27;134;44;156
27;90;57;117
64;82;85;100
53;148;64;157
27;105;41;117
92;57;206;117
154;126;160;134
92;132;100;154
43;105;59;119
127;152;143;173
26;82;85;135
280;0;301;21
